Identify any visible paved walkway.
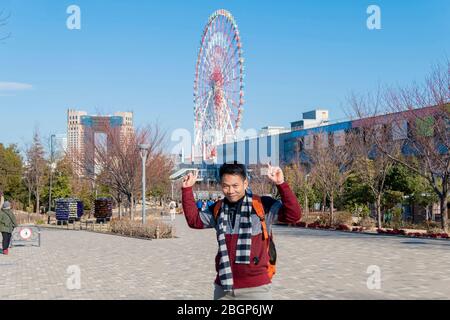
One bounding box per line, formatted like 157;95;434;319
1;216;449;299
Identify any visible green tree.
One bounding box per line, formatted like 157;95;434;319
385;162;438;222
42;156;73;207
339;172;374;210
0;143;27;206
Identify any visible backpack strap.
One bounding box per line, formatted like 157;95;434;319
213;196;269;241
252;195;269;241
213;200;223;221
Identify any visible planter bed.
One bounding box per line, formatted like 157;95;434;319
291;222;450;240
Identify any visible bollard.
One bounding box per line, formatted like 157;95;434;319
156;225;160;239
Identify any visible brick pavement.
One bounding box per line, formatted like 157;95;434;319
1;216;449;299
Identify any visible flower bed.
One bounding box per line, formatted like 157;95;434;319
336;224;351;231
294;222;450;240
406;232;449;239
377;228;449;239
296;221;307;228
306;222;332;230
296;221;353;231
377;228;406;236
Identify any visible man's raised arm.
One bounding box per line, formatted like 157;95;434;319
276;182;302;224
181;172;215;229
267;164;302;224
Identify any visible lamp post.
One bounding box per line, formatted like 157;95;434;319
139;144;150;225
48;134;56;224
304;174;310;217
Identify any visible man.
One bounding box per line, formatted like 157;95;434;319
182;162;301;300
0;201;17;255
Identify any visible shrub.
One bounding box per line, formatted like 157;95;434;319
424;221;443;235
14;211;45;225
360;217;376;229
332;211;353;227
109;218;174;239
347;203;370;219
391;207;403;229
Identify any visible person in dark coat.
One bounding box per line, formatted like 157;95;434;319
0;201;17;255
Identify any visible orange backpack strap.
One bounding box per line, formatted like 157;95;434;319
213;196;269;241
252;195;269;241
213;200;223;220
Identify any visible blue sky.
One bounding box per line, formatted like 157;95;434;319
0;0;449;153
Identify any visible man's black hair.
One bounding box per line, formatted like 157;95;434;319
219;161;247;181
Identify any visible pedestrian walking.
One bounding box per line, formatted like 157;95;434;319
169;200;177;221
0;201;17;255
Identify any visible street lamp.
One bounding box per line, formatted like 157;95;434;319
48;134;56;224
139;144;150;225
304;174;310;217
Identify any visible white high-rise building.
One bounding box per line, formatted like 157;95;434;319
67;109;134;175
67;109;88;158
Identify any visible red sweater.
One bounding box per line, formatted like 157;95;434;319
182;182;302;289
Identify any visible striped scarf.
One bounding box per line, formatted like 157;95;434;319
216;190;253;292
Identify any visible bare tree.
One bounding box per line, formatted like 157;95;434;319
379;61;450;231
24;130;47;213
248;164;276;196
146;153;174;206
306;130;352;225
347;92;402;228
73;124;166;220
283;147;312;218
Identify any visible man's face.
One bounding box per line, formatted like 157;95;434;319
221;174;248;203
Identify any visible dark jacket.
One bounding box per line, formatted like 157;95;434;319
0;209;17;233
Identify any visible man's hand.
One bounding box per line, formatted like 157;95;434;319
267;164;285;185
182;170;198;189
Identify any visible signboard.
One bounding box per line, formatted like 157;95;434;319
11;225;41;247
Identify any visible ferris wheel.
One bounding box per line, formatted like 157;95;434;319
193;9;245;161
